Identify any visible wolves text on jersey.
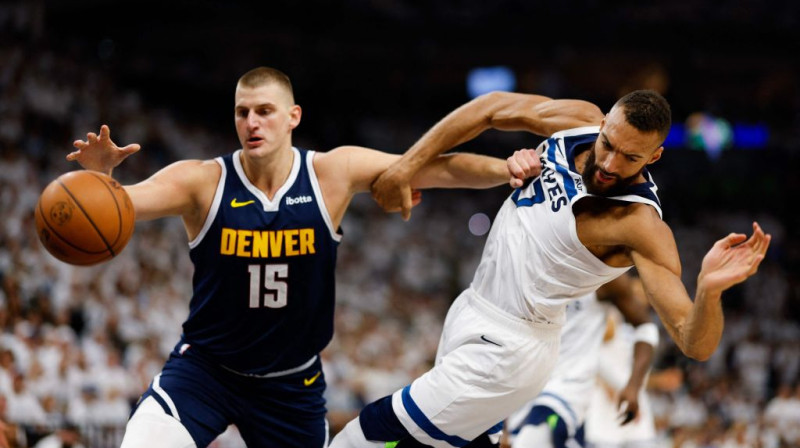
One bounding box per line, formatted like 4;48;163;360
540;164;569;212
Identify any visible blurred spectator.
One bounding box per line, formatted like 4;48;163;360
32;423;84;448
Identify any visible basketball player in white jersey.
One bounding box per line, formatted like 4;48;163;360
506;273;657;448
585;280;678;448
330;90;771;448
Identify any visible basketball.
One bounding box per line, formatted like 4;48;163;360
35;170;135;266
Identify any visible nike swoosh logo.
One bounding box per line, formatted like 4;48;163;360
230;198;255;208
304;371;321;386
480;335;502;347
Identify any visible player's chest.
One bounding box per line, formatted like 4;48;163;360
573;203;634;268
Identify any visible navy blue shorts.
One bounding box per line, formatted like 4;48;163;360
134;349;328;448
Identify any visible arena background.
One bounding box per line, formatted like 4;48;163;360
1;1;798;446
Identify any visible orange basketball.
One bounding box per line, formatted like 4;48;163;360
35;171;135;266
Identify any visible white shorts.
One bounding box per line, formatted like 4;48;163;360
392;289;561;447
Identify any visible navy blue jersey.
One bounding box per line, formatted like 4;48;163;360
182;148;341;375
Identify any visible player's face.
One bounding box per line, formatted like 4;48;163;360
234;82;301;157
583;107;663;195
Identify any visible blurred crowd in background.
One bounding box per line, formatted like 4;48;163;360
1;1;799;447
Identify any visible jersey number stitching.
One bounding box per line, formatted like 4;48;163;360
247;264;289;308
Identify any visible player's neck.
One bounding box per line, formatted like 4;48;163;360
239;146;295;200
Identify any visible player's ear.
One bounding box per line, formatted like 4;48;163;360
647;146;663;165
288;105;302;130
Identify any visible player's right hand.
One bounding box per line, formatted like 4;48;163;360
507;148;542;188
67;124;141;175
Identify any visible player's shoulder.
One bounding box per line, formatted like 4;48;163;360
160;158;222;192
551;125;601;140
616;201;674;250
581;198;668;243
180;158;222;176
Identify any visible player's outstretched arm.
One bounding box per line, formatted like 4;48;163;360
313;146;510;225
67;125;141;175
123;160;219;223
631;221;770;361
371;92;603;219
67;125;219;226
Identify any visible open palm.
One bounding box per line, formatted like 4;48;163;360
66;124;140;174
699;222;771;294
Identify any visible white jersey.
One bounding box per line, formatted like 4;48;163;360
352;127;664;448
471;126;662;325
586;316;658;446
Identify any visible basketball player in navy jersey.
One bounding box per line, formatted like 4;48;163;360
66;67;516;448
330;90;771;448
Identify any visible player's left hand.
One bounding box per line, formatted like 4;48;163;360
616;385;640;426
372;189;423;214
698;222;771;295
371;164;417;220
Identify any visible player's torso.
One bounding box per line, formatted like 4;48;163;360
471;126;661;324
183;148;341;375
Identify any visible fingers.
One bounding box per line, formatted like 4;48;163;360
121;143;142;154
749;222;771;255
715;232;746;249
507;154;526;183
506;149;542;179
617;399;639;425
401;188;413;221
410;190;422;208
100;124;111;141
506;149;542;187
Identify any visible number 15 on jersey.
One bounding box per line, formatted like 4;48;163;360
247;264;288;308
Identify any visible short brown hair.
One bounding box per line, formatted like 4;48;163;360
237;67;294;102
613;90;671;141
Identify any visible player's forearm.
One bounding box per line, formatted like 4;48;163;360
625;341;655;391
396;96;498;178
680;288;724;361
412;153;508;189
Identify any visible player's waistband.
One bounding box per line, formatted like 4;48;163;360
466;288;561;342
173;340;319;379
219;355;319;378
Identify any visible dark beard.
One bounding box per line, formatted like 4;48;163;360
581;149;643;196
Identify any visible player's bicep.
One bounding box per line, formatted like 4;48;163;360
316;146;400;195
489;94;603;136
125;160;213;221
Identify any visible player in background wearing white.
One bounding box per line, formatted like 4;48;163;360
506;274;657;448
584;279;684;448
329;90;771;448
